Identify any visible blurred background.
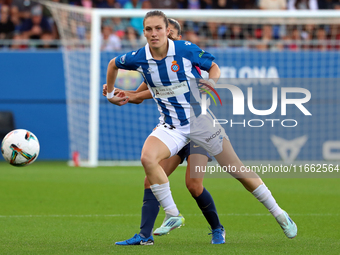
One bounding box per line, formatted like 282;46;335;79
1;0;340;162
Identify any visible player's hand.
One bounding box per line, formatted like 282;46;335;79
114;88;122;95
107;90;129;106
103;84;121;96
198;79;215;94
102;84;108;97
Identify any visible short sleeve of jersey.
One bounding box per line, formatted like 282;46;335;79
115;50;139;71
188;43;215;72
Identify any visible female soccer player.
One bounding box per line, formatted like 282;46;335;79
104;19;225;245
106;10;297;243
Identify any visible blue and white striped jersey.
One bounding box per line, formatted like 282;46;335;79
115;39;215;126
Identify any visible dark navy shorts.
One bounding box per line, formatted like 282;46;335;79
177;142;212;164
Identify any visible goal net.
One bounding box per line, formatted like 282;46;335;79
43;1;340;166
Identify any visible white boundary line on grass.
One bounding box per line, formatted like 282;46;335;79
0;213;338;218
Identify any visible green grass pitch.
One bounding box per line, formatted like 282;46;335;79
0;161;339;254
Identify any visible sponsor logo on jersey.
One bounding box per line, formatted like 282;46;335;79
151;81;188;98
199;50;205;58
171;61;180;72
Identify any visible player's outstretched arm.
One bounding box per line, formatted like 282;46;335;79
105;58;129;106
103;82;152;104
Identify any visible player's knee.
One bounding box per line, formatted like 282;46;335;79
140;152;155;168
186;179;203;197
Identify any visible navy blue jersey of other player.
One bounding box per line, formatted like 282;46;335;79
115;39;215;127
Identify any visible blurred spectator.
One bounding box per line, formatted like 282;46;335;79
117;0;130;6
0;0;12;5
330;24;340;40
228;24;246;39
317;0;333;9
184;29;200;44
0;4;15;40
199;0;212;8
301;24;315;40
101;22;122;50
10;5;21;32
37;32;59;49
177;0;202;9
94;0;105;7
149;0;177;8
199;21;227;46
182;20;200;44
124;26;139;48
256;25;274;50
123;0;144;36
288;0;318;10
11;0;39;20
288;26;301;50
69;18;87;40
112;17;130;39
333;0;340;9
316;26;328;50
211;0;241;9
94;0;122;8
10;32;28;49
81;0;92;8
142;0;152;8
20;5;52;40
241;0;256;9
41;0;69;41
329;24;340;49
258;0;286;10
205;22;220;41
2;0;339;52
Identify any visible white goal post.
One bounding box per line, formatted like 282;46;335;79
42;1;340;166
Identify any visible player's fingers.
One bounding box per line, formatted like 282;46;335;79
198;79;208;86
102;84;108;96
116;91;123;97
119;97;129;106
117;91;126;98
199;84;210;94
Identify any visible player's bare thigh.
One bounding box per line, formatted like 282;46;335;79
141;136;171;166
141;136;171;185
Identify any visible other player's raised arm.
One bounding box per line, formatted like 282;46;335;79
127;82;152;104
208;62;221;84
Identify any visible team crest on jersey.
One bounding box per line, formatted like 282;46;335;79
120;54;126;64
171;61;180;72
